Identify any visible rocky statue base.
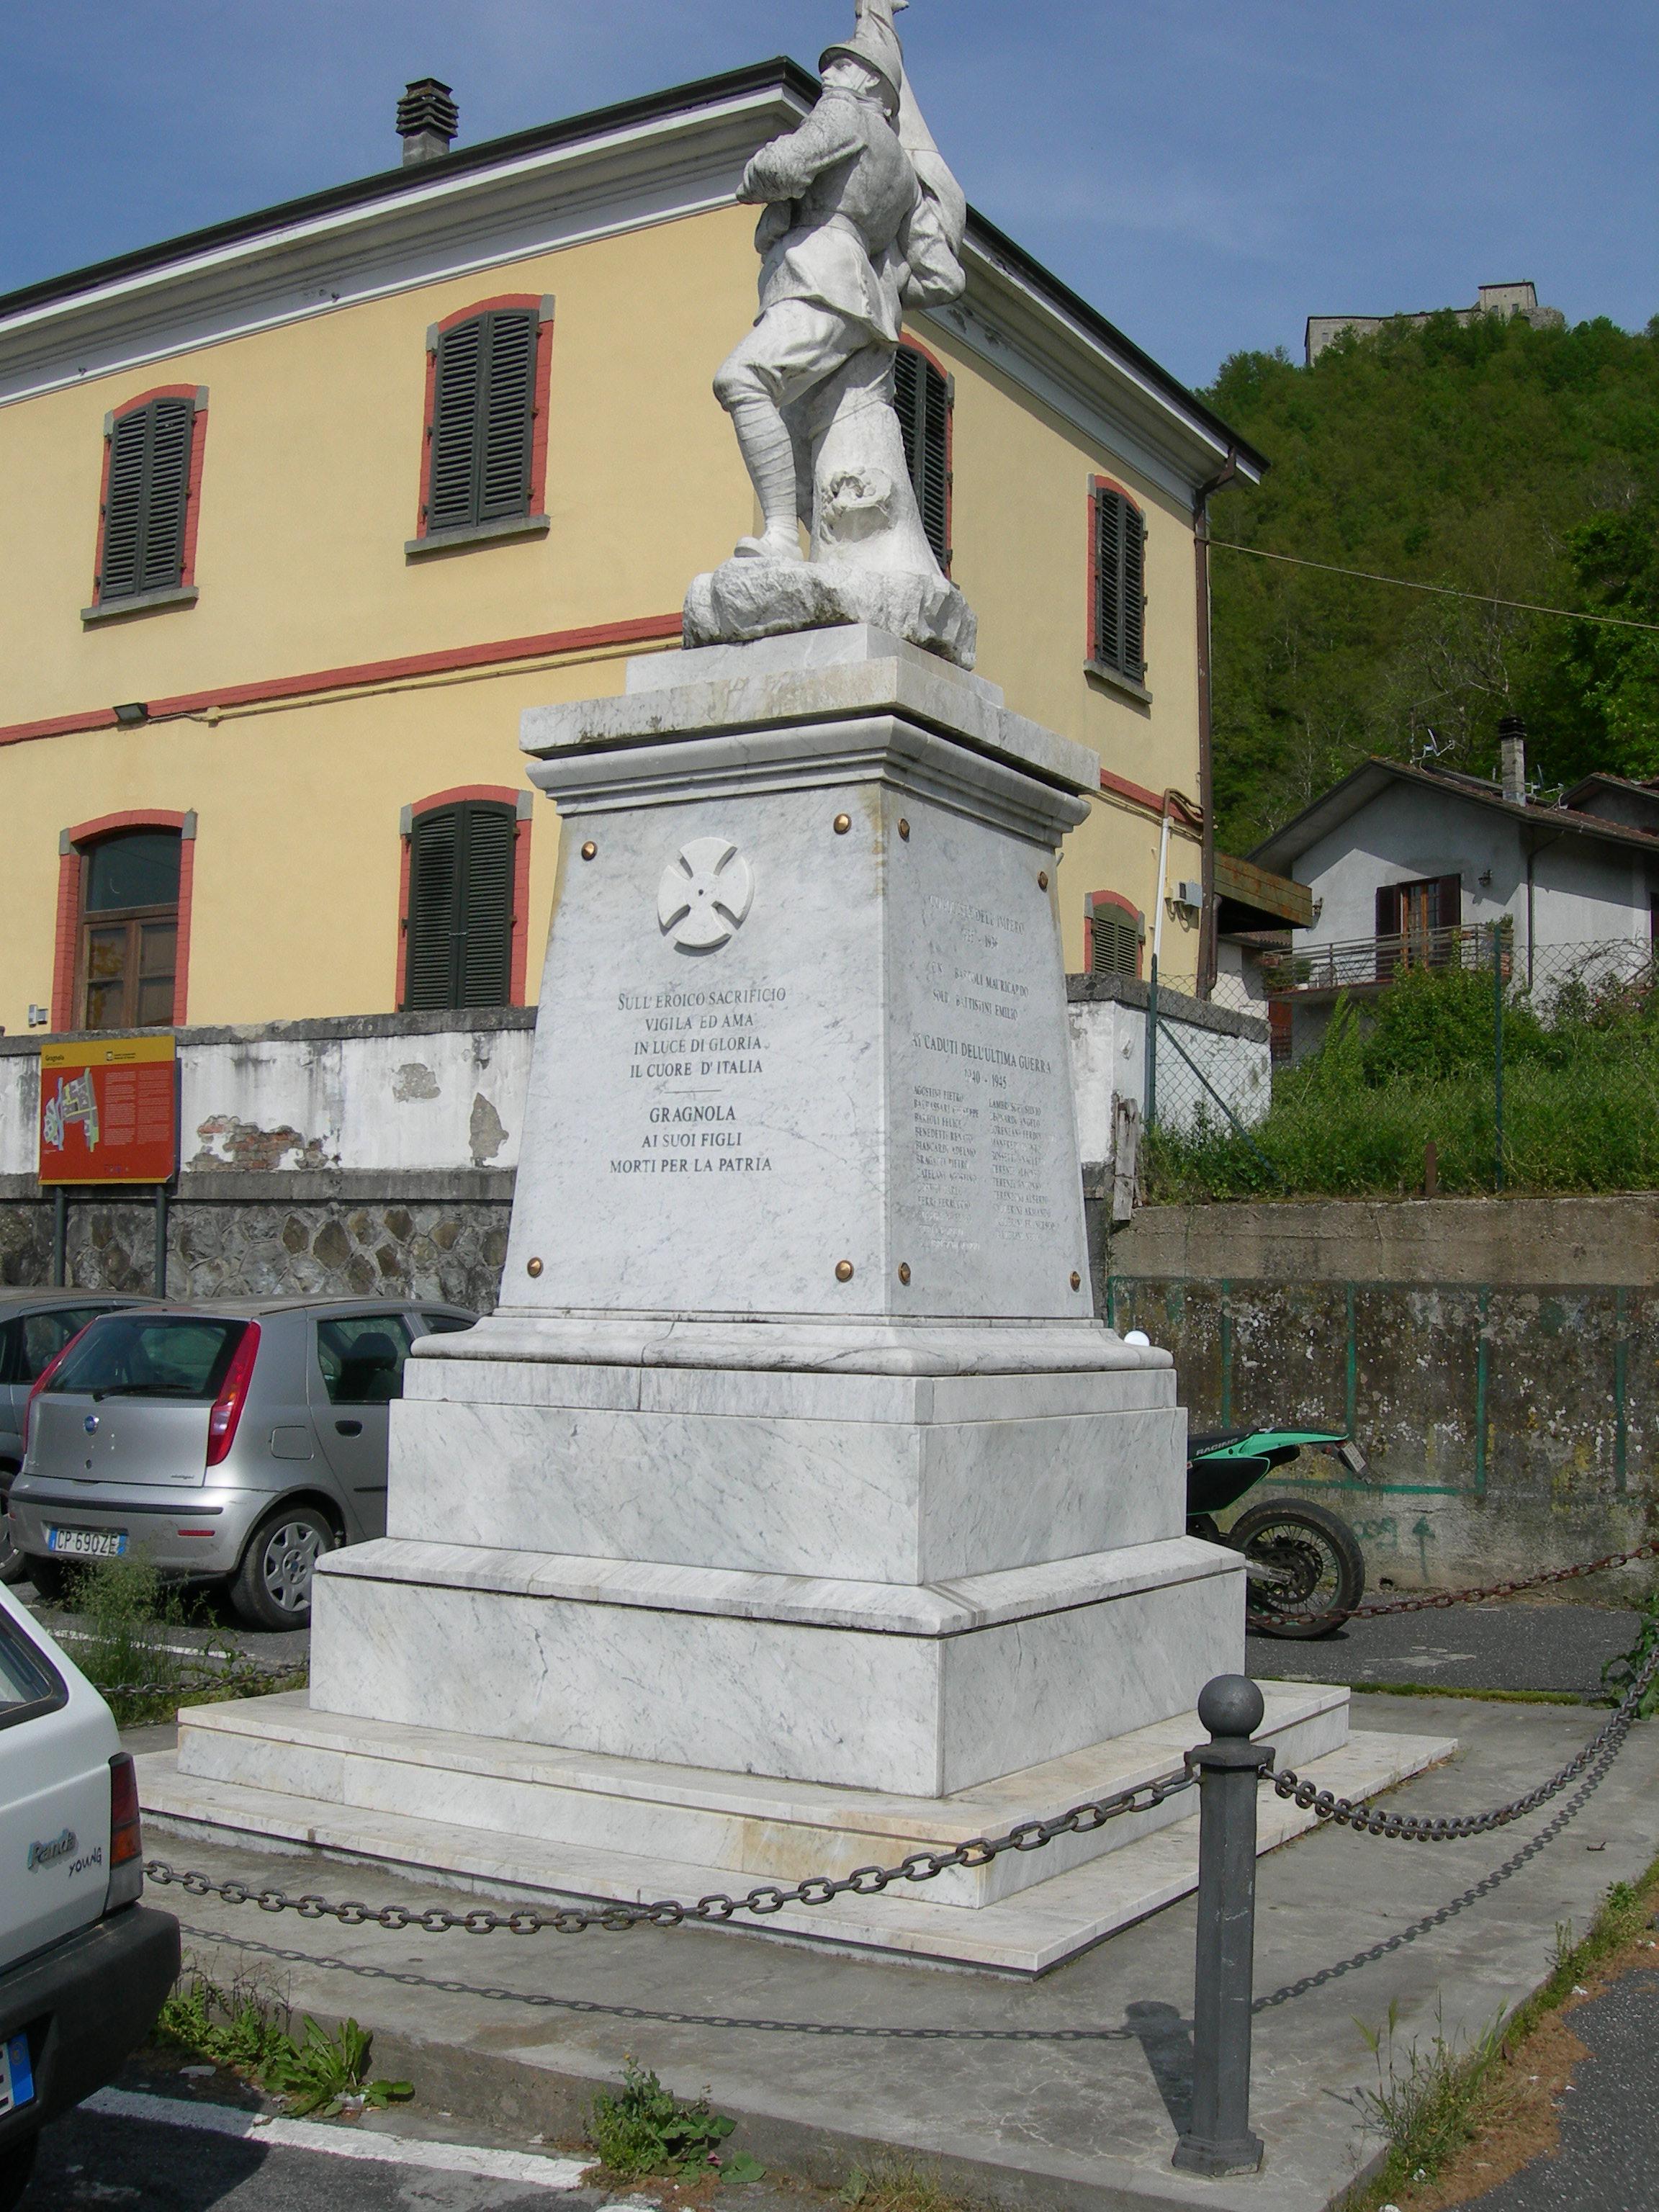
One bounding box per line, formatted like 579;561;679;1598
685;554;978;670
139;629;1450;1969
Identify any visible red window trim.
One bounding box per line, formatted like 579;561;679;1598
396;786;532;1009
414;296;556;541
51;809;196;1032
1084;888;1144;979
1086;472;1146;670
897;331;953;575
90;386;209;606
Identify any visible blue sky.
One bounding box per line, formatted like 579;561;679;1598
2;1;1654;392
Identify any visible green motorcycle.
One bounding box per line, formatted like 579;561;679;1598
1187;1429;1368;1640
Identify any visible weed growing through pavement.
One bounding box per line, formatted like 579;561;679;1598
157;1965;411;2119
841;2155;978;2212
588;2056;764;2183
1339;1861;1659;2209
1601;1586;1659;1714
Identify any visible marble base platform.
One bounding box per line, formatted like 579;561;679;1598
142;1687;1456;1974
307;1533;1244;1798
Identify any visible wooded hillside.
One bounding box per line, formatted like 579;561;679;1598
1201;313;1659;853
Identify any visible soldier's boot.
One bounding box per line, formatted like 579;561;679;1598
728;399;806;561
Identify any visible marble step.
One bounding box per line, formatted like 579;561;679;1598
140;1707;1455;1972
158;1681;1349;1910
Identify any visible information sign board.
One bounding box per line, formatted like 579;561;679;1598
38;1035;179;1187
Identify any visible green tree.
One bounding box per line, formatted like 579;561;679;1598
1202;313;1659;850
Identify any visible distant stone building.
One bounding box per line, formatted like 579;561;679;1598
1305;280;1564;365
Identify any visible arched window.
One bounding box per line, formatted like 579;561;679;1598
894;340;952;570
413;297;554;549
1089;477;1147;690
54;817;196;1032
398;790;532;1010
91;387;207;613
1085;891;1144;979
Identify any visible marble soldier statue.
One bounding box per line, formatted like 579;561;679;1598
686;0;979;665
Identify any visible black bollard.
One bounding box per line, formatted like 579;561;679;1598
1172;1674;1273;2177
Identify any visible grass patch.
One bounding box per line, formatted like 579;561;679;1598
1345;1681;1596;1707
841;2157;979;2212
39;1552;305;1723
1337;1853;1659;2208
1146;966;1659;1200
587;2057;764;2185
156;1964;411;2118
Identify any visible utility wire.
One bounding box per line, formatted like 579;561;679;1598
1208;539;1659;636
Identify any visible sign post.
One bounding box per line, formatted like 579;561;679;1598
37;1036;180;1296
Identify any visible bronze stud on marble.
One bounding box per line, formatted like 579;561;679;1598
898;1262;912;1285
580;842;598;861
835;1259;855;1282
1071;1272;1082;1291
834;814;852;835
1038;870;1050;891
898;819;911;841
527;1257;545;1278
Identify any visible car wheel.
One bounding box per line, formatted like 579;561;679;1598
22;1554;72;1604
231;1506;336;1632
0;2131;37;2212
0;1490;25;1586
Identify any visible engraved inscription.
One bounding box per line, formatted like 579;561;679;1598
609;982;784;1177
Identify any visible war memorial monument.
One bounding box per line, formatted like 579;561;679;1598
148;0;1442;1972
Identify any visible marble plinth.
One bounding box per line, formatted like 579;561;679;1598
389;1357;1185;1581
145;1690;1456;1974
310;1535;1241;1797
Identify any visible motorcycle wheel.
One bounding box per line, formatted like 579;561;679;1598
1232;1498;1366;1640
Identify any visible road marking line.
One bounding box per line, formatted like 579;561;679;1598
84;2087;587;2188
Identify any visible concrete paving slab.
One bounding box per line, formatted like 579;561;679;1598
134;1695;1659;2212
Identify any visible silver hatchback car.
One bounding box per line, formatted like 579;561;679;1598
8;1297;475;1631
0;1291;148;1586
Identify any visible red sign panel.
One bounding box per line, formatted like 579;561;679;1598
38;1035;178;1187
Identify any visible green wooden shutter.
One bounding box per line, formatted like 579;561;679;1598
1091;905;1142;979
457;804;516;1005
99;397;194;601
893;343;950;568
426;310;538;533
1094;489;1147;686
404;801;516;1010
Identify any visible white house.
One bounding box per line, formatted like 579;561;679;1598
1249;733;1659;1056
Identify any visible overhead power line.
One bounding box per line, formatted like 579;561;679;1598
1207;539;1659;636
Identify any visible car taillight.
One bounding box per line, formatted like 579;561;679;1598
22;1326;91;1459
107;1752;144;1911
205;1323;261;1468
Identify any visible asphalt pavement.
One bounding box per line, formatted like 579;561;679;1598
1248;1601;1640;1699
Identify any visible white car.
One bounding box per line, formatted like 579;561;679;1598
0;1586;178;2206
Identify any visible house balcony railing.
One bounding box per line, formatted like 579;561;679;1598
1260;924;1507;999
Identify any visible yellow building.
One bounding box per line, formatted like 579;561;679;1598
0;60;1266;1043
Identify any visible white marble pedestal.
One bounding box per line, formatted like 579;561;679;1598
147;629;1450;1963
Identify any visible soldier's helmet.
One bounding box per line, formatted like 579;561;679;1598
821;0;907;106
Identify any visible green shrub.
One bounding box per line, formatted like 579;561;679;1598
589;2057;763;2182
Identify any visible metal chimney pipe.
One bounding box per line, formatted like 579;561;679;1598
397;78;459;164
1498;715;1527;805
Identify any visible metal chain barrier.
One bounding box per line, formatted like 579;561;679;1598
1270;1635;1659;1842
145;1765;1196;1935
1248;1535;1659;1632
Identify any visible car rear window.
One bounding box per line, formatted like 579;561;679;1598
0;1611;67;1731
47;1316;249;1402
